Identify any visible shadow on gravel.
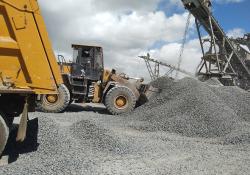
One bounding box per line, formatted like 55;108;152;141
2;118;39;164
65;104;110;115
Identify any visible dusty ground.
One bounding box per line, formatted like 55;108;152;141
0;104;249;175
0;77;249;175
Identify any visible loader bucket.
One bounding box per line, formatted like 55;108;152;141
137;85;160;106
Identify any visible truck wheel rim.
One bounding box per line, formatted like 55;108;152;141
114;95;127;109
46;94;58;103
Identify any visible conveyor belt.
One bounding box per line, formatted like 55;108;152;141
182;0;250;90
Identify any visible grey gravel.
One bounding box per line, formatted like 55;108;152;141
128;77;249;138
0;77;249;175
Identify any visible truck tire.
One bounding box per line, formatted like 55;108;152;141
105;86;136;115
0;113;9;156
37;84;70;113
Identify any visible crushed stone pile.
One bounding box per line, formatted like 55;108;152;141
0;76;249;175
128;76;250;142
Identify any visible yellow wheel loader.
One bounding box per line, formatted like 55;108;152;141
0;0;65;156
37;44;150;115
0;0;151;157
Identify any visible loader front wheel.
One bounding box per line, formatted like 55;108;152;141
105;86;136;115
37;84;70;113
0;113;9;156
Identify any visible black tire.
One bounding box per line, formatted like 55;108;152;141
37;84;70;113
0;113;9;156
105;86;136;115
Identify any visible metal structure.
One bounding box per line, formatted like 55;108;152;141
232;34;250;57
139;54;194;79
231;34;250;67
234;33;250;50
176;13;192;78
139;53;160;80
182;0;250;90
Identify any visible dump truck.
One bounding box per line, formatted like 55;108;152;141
37;44;150;115
0;0;66;156
0;0;150;156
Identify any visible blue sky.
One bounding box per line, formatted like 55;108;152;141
158;0;249;33
213;1;250;32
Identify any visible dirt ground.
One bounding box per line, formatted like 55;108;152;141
0;103;249;175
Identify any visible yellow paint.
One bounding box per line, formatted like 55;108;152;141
115;96;127;108
102;69;111;83
92;83;101;103
46;94;58;103
59;63;71;74
0;0;63;94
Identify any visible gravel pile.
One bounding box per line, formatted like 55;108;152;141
0;77;249;174
128;76;250;140
71;119;130;154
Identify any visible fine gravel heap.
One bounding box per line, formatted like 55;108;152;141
0;76;249;174
128;77;250;142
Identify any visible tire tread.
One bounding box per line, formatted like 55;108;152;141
105;86;136;115
36;84;70;113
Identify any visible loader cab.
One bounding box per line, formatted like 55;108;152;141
71;44;104;80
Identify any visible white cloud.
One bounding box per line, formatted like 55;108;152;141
148;39;202;78
227;28;245;38
92;0;161;13
38;0;246;81
38;0;194;80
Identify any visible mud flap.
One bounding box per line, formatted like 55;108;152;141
16;99;28;142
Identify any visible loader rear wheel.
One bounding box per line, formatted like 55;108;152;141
105;86;136;115
37;84;70;113
0;113;9;156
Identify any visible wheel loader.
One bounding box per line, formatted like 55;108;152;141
0;0;151;157
0;0;66;156
37;44;150;115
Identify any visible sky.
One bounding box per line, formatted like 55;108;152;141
213;0;250;31
38;0;249;81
